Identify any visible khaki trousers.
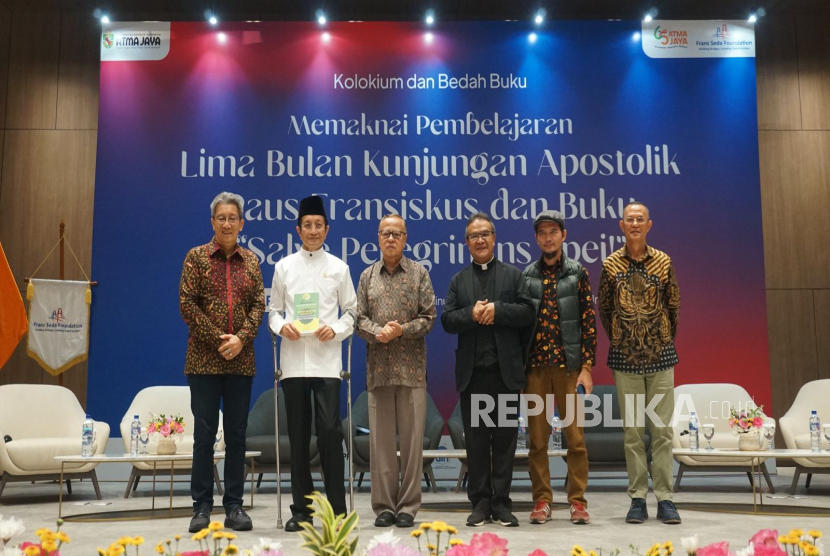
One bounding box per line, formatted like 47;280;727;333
526;365;588;506
368;385;426;517
613;367;675;501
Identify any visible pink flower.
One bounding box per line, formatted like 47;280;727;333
729;417;736;427
469;532;508;555
175;422;184;433
739;419;748;429
147;423;157;433
160;423;171;437
180;551;210;556
698;542;733;556
753;544;786;556
750;529;779;547
529;551;549;556
753;417;764;428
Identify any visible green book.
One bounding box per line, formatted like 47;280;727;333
293;292;320;334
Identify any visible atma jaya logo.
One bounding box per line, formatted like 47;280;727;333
714;24;730;40
102;32;114;49
48;308;65;323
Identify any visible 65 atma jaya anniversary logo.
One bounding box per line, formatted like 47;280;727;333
653;25;688;48
102;32;114;49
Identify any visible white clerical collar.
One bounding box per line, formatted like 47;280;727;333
473;256;495;271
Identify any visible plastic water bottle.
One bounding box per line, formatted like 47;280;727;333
689;412;700;451
550;412;563;450
130;415;141;456
81;414;94;457
517;415;527;452
810;411;821;453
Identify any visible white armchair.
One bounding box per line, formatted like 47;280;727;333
119;386;225;498
0;384;110;500
673;383;775;492
779;379;830;494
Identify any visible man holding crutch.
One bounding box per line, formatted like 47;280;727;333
268;195;357;532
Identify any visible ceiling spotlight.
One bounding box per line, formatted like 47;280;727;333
644;8;657;22
316;10;327;26
529;32;538;43
101;15;110;23
748;13;757;22
425;10;435;25
534;10;545;25
209;15;218;25
643;14;652;22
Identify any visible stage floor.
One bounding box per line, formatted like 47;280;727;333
1;470;828;554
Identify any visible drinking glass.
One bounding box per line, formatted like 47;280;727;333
823;424;830;453
139;427;150;455
763;423;776;451
702;424;715;451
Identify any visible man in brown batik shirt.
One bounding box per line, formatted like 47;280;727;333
356;214;436;528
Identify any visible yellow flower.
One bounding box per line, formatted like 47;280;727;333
223;546;239;556
108;544;125;556
39;531;56;542
808;530;823;539
590;552;598;556
209;521;224;531
98;549;107;556
34;528;51;537
155;544;165;554
419;523;432;531
805;546;819;556
133;537;145;545
790;529;805;538
778;536;790;545
117;537;133;546
42;541;58;553
449;539;464;546
56;532;70;543
174;535;182;541
410;530;423;538
213;532;226;540
426;544;437;551
23;547;41;556
432;521;448;533
225;533;238;540
573;546;585;554
192;529;209;541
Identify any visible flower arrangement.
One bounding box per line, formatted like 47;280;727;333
0;518;69;556
147;413;185;439
729;404;765;434
296;492;358;556
681;529;823;556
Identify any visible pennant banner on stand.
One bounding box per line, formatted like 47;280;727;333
26;279;91;375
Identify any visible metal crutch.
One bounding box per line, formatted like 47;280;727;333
271;330;284;529
340;335;355;513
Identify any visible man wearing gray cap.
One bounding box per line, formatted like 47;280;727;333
521;210;596;526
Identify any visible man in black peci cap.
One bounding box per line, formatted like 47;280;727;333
267;195;357;531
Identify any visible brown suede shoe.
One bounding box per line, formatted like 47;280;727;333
529;500;552;524
570;502;590;524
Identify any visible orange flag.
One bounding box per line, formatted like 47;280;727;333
0;242;27;368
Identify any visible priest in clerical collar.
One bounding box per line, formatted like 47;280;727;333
440;212;535;528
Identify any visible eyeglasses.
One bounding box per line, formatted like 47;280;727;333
624;216;648;224
466;231;494;241
301;222;327;231
378;230;406;240
214;216;240;224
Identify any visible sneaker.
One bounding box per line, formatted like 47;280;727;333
529;500;552;524
466;508;490;527
570;502;590;524
189;509;211;533
285;515;312;532
656;500;681;524
492;511;519;527
374;511;396;527
625;498;648;524
395;513;415;528
224;507;253;531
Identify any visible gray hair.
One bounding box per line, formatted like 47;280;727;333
379;213;407;232
466;212;496;234
623;201;650;219
210;192;244;218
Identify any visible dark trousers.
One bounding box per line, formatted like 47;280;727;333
187;374;253;512
460;367;519;515
282;377;346;517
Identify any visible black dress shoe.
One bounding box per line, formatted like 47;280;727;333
285;515;313;532
395;513;414;528
189;509;211;533
224;507;253;531
374;511;397;527
657;500;681;524
625;498;648;524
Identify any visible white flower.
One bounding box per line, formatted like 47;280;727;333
3;547;24;556
251;538;282;555
366;530;399;551
736;544;755;556
0;515;24;544
681;534;699;556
